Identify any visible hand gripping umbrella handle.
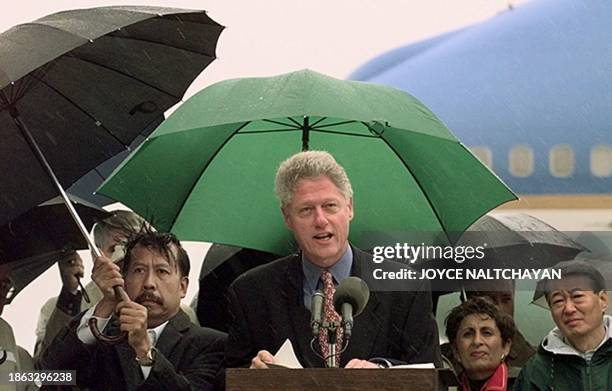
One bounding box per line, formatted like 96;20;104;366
88;286;129;344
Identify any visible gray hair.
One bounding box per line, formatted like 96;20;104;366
274;151;353;207
93;210;148;248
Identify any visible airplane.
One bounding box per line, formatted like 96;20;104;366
350;0;612;211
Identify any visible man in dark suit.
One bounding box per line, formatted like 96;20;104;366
225;150;440;369
39;231;226;390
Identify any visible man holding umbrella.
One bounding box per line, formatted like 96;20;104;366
38;230;226;390
225;151;440;369
34;211;200;357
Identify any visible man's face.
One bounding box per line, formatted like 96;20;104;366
282;176;353;269
124;244;188;328
547;275;608;341
100;228;129;259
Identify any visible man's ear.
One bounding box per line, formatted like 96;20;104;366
599;290;608;313
180;276;189;299
281;207;293;231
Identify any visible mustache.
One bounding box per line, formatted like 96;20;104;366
135;292;162;305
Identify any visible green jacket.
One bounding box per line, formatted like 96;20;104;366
514;316;612;391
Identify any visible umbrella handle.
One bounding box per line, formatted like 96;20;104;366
88;286;128;344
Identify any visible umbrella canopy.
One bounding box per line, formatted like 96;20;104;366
0;194;110;264
0;6;224;226
0;194;108;306
99;69;516;255
67;116;163;207
196;244;278;331
0;251;65;305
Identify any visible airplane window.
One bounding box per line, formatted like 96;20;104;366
509;145;534;177
590;145;611;177
469;146;493;169
549;145;574;178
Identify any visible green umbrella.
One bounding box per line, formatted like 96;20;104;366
98;69;516;255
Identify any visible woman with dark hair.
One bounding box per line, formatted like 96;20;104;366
445;297;517;391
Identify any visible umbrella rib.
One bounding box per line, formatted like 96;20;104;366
361;122;452;244
262;119;300;128
67;54;183;100
310;129;379;139
238;129;301;134
309;117;327;127
30;73;130;148
24;18;219;58
287;117;303;127
168;121;251;230
312;119;357;129
107;33;219;58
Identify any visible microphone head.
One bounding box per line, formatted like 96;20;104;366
333;277;370;316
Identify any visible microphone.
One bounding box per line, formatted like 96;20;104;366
310;290;325;336
333;277;370;339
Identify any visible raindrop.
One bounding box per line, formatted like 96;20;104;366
95;121;102;126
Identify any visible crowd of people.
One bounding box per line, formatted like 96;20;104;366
1;150;610;390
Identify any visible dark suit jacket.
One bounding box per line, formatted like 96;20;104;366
225;247;441;368
38;310;226;391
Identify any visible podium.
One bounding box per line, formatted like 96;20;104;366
227;368;458;391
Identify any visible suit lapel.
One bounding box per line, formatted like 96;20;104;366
155;311;190;359
285;254;321;367
113;311;190;390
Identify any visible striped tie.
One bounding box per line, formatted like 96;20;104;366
318;270;343;367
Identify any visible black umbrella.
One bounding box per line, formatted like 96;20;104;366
0;6;224;227
0;6;223;342
196;244;278;332
0;194;109;264
414;213;587;293
67;116;163;207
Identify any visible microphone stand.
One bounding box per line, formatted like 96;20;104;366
324;320;341;368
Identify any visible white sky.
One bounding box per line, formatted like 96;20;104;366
2;0;530;354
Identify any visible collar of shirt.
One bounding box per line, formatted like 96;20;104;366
562;317;610;362
302;245;353;309
147;320;169;346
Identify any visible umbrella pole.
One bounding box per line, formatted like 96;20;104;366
11;110;128;344
10;112;101;258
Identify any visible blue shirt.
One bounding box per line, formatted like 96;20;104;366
302;245;353;310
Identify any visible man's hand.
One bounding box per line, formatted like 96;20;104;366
344;359;380;368
249;350;275;369
58;251;84;292
91;254;124;318
116;300;151;359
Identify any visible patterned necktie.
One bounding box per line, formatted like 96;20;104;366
318;270;343;367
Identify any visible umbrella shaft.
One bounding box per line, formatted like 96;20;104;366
11;113;101;258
